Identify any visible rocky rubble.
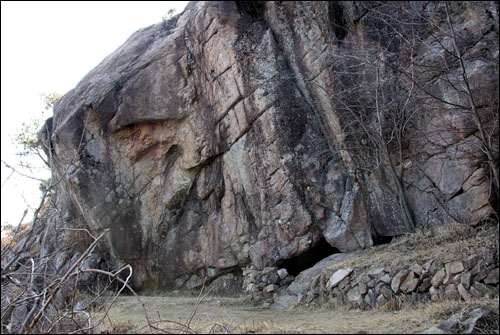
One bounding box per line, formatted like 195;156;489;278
418;307;499;334
242;265;295;307
272;251;499;310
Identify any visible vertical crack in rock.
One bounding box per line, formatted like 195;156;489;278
41;1;498;289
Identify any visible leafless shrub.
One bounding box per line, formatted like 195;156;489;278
1;107;141;334
1;226;132;334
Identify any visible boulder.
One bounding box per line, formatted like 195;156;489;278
277;268;288;279
288;251;364;296
367;267;385;278
263;284;279;293
380;286;394;300
445;261;465;275
457;283;472;301
38;1;498;289
444;284;459;300
409;263;423;276
461;272;472;290
346;286;363;305
418;278;432;293
431;268;446;288
272;295;297;310
418;326;448;334
376;294;388;306
327;268;353;289
379;273;392;284
473;282;499;296
483;268;499;285
460;307;499;334
420;307;498;334
209;274;243;296
391;270;409;293
400;272;420;293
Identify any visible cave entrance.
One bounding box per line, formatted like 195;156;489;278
279;238;340;277
373;234;394;245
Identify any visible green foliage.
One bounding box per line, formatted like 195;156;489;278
41;92;62;110
162;8;177;23
13;116;44;158
10;92;61;198
12;92;61;167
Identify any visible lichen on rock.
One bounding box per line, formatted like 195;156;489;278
39;1;499;290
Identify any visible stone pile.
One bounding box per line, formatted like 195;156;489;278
242;265;295;306
302;253;498;310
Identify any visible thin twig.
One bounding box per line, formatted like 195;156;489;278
184;277;216;334
25;229;110;333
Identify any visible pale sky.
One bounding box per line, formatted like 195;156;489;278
1;1;189;230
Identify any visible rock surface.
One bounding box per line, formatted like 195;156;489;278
39;1;499;289
419;307;498;334
276;250;498;311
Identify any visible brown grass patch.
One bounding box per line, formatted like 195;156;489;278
88;219;498;334
326;219;498;272
1;222;31;249
64;228;95;251
89;292;499;334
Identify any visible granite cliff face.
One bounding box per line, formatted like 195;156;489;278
40;1;498;289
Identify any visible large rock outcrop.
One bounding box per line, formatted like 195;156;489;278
39;1;498;289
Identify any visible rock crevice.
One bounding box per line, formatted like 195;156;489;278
40;1;498;289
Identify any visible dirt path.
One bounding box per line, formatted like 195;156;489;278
92;294;459;333
91;223;498;333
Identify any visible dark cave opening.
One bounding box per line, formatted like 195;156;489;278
328;1;347;42
279;238;340;277
236;1;266;20
373;234;394;245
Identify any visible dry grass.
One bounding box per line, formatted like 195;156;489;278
98;319;138;334
1;222;30;249
89;219;498;334
326;219;499;272
60;225;96;251
90;294;498;334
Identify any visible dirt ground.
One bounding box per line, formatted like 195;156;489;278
91;221;499;334
91;293;498;334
